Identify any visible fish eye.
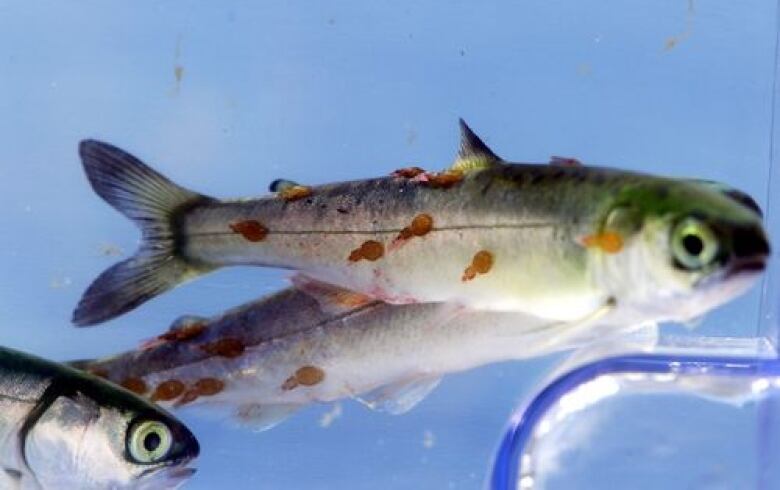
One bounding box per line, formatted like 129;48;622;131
671;217;719;270
128;420;173;464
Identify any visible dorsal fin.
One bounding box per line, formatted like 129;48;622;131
451;119;500;173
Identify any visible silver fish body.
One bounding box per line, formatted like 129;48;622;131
0;346;199;489
76;287;650;429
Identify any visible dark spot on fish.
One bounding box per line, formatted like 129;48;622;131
152;380;186;401
230;220;268;242
337;207;349;214
305;198;314;205
4;469;21;480
201;338;245;358
462;250;494;282
348;240;385;262
282;365;325;391
320;203;327;209
121;377;148;395
159;322;206;342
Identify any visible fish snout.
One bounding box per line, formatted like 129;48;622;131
728;224;770;275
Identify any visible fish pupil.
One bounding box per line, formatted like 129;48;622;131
144;432;161;452
683;234;704;256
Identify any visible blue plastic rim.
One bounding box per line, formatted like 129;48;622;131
489;353;780;489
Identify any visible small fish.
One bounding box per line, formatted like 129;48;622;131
72;121;769;329
71;284;654;431
0;346;198;489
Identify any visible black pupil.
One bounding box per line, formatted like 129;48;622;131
143;431;162;453
682;234;704;256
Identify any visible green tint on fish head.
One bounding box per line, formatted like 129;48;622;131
23;376;199;489
593;179;770;324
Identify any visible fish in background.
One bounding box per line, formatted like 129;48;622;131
0;346;199;489
70;284;659;432
72;121;769;338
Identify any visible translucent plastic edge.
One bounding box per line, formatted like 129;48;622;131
489;353;780;489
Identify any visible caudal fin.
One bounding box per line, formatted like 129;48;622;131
73;140;213;326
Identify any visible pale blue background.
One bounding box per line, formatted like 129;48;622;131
0;1;776;488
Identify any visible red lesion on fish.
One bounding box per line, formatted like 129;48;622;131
462;250;494;282
201;338;246;358
151;379;186;402
158;322;206;343
120;377;148;395
177;378;226;406
581;231;624;254
279;185;313;202
391;166;426;179
348;240;385;262
392;213;434;249
229;220;268;242
282;365;326;391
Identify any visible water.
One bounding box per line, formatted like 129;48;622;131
0;1;776;488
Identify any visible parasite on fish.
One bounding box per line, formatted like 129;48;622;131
0;346;198;489
72;120;769;330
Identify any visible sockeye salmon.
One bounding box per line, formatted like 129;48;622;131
0;345;198;489
72;121;770;328
71;285;654;431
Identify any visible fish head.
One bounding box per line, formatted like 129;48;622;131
24;381;199;489
593;178;769;324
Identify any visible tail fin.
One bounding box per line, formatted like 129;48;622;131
73;140;213;326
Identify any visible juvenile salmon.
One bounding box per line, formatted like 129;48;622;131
72;285;649;430
73;121;769;327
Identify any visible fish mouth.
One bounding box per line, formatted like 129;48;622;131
137;465;197;489
727;256;768;277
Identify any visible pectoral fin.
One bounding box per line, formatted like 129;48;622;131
357;376;443;415
290;274;376;314
234;403;302;432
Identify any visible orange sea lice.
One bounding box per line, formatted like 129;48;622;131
279;185;313;202
282;365;326;391
423;171;463;189
201;338;245;358
158;322;206;342
348;240;385;262
178;378;225;405
392;166;426;178
151;380;186;402
229;220;268;242
120;377;148;395
582;231;623;254
396;213;434;242
462;250;494;282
